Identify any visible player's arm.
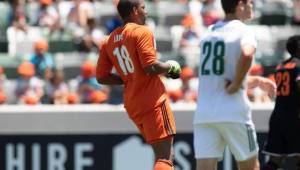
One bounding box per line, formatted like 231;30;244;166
96;40;124;85
247;75;276;98
225;44;255;94
144;61;170;75
136;26;181;78
144;60;181;79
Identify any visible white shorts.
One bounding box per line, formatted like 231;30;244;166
193;122;259;161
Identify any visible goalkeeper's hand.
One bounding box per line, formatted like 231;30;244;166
166;60;181;79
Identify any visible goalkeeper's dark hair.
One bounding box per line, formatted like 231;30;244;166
221;0;248;14
286;35;300;58
117;0;140;21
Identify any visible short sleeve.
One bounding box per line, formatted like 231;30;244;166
135;26;157;68
96;40;113;80
241;27;257;49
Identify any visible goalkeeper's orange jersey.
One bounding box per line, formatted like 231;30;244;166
96;23;167;119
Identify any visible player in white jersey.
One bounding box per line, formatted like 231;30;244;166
193;0;276;170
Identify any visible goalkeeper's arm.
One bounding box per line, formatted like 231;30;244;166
144;60;181;79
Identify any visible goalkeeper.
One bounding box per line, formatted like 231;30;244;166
96;1;181;169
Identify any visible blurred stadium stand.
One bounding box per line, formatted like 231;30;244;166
259;1;291;26
0;0;299;104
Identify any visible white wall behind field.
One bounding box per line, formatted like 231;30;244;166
0;103;274;134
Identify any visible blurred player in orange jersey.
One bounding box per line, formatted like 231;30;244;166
96;0;181;169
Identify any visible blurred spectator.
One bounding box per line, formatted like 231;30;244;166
292;0;300;25
15;62;44;105
102;0;122;34
200;0;223;27
166;67;198;103
168;89;183;103
89;90;108;104
66;92;80;104
69;60;108;103
43;69;69;104
247;64;272;103
7;0;28;32
74;17;105;52
179;13;201;69
30;38;55;79
36;0;61;33
105;15;123;34
180;14;200;48
178;0;189;4
180;67;198;102
188;0;203;28
67;0;94;33
0;67;7;104
202;10;220;27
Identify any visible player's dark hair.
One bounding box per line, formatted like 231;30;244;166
117;0;140;21
221;0;247;14
286;35;300;58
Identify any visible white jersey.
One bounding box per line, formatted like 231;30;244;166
194;20;257;125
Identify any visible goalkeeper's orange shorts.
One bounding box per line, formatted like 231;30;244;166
131;100;176;144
